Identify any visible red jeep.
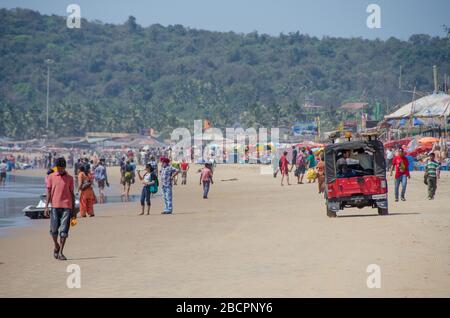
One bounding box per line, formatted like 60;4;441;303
323;140;388;217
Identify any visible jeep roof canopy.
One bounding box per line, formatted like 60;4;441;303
324;140;386;184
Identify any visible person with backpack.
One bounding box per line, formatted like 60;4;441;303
294;149;306;184
121;160;134;201
137;164;158;215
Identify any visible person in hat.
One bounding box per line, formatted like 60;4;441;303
44;157;75;261
159;157;179;214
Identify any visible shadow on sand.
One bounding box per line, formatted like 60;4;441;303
67;256;117;261
337;212;420;218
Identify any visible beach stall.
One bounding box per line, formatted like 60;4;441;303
384;92;450;137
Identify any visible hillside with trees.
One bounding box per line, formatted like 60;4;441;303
1;8;449;139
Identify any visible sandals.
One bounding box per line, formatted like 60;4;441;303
58;253;67;261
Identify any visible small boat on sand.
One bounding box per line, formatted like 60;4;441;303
23;194;80;219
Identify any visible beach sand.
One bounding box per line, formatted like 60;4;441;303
0;164;449;297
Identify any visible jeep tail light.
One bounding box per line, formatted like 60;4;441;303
381;179;387;188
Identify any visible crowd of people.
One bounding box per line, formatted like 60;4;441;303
42;151;214;260
271;140;447;203
272;146;325;193
2;138;447;261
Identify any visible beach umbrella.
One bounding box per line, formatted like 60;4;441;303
418;137;439;146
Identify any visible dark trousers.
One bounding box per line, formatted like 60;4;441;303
427;177;437;198
202;180;210;198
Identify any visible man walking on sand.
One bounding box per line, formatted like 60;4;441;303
390;148;410;202
94;159;109;204
290;146;298;172
180;159;189;185
294;149;306;184
159;157;179;214
0;159;7;186
425;152;440;200
44;157;75;261
199;163;214;199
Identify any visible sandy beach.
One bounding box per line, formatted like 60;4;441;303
0;164;449;297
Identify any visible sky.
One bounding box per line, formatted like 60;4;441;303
1;0;449;39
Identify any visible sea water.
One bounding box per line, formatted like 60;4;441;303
0;174;160;231
0;174;44;230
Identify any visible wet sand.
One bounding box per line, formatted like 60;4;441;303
0;165;449;297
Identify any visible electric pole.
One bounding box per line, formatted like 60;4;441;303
45;59;53;131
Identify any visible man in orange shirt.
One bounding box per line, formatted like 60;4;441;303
44;157;75;261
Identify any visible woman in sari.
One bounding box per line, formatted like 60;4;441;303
78;164;96;217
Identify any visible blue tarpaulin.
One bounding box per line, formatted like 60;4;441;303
413;118;424;126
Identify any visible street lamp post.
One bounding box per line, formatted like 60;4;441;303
45;59;53;131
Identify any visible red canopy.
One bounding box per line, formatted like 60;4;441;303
383;138;413;149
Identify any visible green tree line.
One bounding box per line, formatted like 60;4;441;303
1;8;449;139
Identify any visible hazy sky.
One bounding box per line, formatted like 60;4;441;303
1;0;449;39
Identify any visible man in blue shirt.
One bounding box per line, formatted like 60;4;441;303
159;157;179;214
94;159;109;204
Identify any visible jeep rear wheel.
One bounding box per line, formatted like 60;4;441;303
325;199;337;218
378;207;388;215
327;209;337;217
